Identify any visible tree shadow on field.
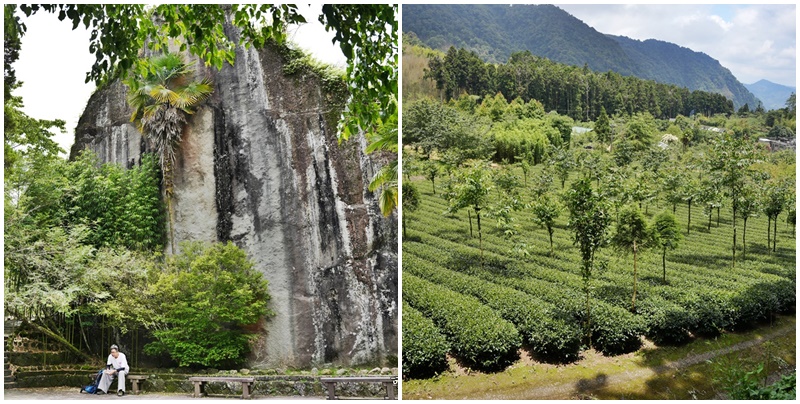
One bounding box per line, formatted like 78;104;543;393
671;252;733;269
445;251;524;279
574;373;609;396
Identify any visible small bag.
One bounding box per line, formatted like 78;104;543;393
80;369;104;394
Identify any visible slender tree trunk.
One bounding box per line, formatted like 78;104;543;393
767;216;772;252
431;177;436;195
402;215;407;239
742;218;747;259
708;209;712;231
773;215;778;252
662;247;667;284
632;241;638;312
687;199;692;235
548;227;554;256
732;227;736;268
468;210;473;238
476;208;483;263
165;159;176;255
672;204;676;214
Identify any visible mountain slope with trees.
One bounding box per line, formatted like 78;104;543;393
745;80;796;111
403;4;761;109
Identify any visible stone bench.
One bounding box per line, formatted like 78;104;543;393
188;376;255;399
127;375;147;395
319;376;398;400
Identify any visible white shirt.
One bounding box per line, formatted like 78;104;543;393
107;352;129;373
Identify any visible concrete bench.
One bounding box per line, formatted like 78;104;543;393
127;375;148;395
319;376;398;400
188;376;255;399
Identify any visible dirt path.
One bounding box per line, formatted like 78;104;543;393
495;325;795;399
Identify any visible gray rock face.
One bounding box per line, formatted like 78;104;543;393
72;25;397;368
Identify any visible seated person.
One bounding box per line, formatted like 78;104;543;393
97;344;129;396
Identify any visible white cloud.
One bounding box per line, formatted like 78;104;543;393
709;15;733;32
558;4;796;87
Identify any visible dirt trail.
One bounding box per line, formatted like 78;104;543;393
493;325;795;400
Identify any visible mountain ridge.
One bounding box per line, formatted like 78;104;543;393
403;4;761;110
744;79;796;111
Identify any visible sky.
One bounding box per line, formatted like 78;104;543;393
13;5;346;157
557;4;796;88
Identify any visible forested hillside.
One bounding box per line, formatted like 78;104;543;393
418;43;734;121
403;4;761;109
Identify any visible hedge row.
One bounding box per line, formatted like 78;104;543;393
404;252;582;362
402;273;521;371
406;239;645;356
401;301;449;379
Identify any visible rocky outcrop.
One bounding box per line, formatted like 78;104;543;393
72;20;397;368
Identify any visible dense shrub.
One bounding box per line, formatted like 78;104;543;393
402;273;521;371
402;301;449;379
492;119;554;163
145;241;273;368
637;296;693;345
585;303;646;355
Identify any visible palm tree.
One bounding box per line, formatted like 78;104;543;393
125;53;213;254
366;113;398;217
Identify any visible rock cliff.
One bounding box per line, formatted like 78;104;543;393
71;24;397;368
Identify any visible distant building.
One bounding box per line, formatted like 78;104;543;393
757;138;796;152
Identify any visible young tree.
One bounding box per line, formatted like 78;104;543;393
401;183;420;239
447;163;492;260
421;159;440;195
763;181;788;253
550;146;574;189
737;183;760;258
651;211;681;284
611;206;650;312
125;53;213;255
531;196;561;255
661;168;686;214
564;178;611;340
706;134;756;230
594;106;612;147
681;175;701;235
699;178;722;232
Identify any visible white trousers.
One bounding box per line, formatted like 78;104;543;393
98;370;126;393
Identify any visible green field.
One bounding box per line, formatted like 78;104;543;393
401;165;796;389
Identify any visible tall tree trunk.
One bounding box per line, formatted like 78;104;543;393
742;217;747;259
548;227;554;256
476;208;483;263
165;159;176;255
708;208;712;232
767;216;772;252
773;215;778;252
632;240;638;312
468;210;473;238
732;227;736;268
687;199;692;235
